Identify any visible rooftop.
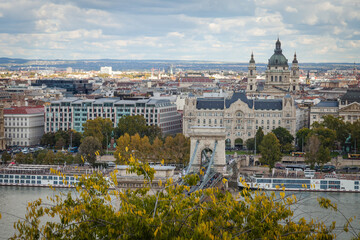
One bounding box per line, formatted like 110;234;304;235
4;106;44;115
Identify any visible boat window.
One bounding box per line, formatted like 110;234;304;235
10;180;14;183
320;180;327;184
4;179;8;183
26;176;30;179
37;181;41;184
31;176;36;179
43;176;47;180
15;180;19;183
37;176;41;179
9;175;14;178
48;176;53;180
15;175;19;179
257;179;272;183
355;181;359;185
320;185;327;189
355;186;359;190
20;180;25;183
0;179;2;183
0;175;3;178
31;180;35;184
26;180;30;184
329;181;340;185
4;175;8;178
54;181;58;184
21;176;25;179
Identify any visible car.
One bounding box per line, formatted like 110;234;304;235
316;165;336;173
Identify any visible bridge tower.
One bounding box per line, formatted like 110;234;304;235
187;127;226;174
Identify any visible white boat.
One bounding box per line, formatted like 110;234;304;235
238;172;360;193
0;173;79;187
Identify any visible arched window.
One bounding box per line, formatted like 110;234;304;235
250;70;253;75
279;76;282;82
275;76;278;81
271;76;273;82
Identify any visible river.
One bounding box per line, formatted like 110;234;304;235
0;186;359;239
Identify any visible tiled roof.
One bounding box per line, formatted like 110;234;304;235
196;92;284;110
314;101;339;107
4;106;44;115
340;89;360;102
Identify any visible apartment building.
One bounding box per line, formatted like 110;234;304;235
45;98;182;135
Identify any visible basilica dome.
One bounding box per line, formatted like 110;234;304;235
268;38;288;67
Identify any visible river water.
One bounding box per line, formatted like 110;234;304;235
0;186;359;239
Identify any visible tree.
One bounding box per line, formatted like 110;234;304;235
304;135;321;169
245;138;255;151
296;128;312;152
255;127;264;152
1;151;11;164
321;115;350;148
83;118;114;149
146;125;163;143
14;152;26;164
40;132;56;147
10;156;341;239
115;115;149;138
55;137;66;150
79;136;102;165
272;127;294;153
311;126;336;150
259;133;281;170
114;133;131;164
317;145;331;166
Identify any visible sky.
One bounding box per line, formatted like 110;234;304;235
0;0;359;63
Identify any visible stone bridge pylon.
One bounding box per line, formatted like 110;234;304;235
187;127;226;174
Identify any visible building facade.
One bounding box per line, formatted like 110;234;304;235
0;105;6;150
45;98;182;135
4;106;44;147
247;39;300;96
183;92;296;147
309;89;360;126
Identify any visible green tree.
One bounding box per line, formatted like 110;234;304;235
272;127;294;153
146;125;163;143
317;145;331;166
1;151;12;164
79;136;102;165
55;137;66;150
304;135;321;169
259;133;282;170
14;152;26;164
40;132;56;147
10;156;342;240
296;128;312;152
245;138;255;151
311;126;336;149
255;127;264;152
115;115;150;138
321;115;350;147
83;117;114;149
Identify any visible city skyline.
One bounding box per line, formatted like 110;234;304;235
0;0;359;63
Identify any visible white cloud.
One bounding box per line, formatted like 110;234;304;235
0;0;358;62
285;6;297;13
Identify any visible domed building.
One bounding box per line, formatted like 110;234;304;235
247;38;300;96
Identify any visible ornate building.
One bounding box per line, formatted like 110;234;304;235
183;92;297;147
310;89;360;126
0;105;6;150
247;38;300;96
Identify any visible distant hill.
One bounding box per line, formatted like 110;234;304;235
0;57;357;72
0;57;29;64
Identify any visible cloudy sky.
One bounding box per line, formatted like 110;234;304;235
0;0;359;62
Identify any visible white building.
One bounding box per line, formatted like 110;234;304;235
4;106;44;146
100;66;113;75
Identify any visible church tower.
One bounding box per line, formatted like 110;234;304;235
247;52;257;92
290;52;300;91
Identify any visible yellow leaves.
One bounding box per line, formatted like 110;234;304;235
81;155;85;163
125;146;128;152
200;168;204;176
154;227;160;237
161;159;164;165
280;192;285;199
95;150;100;156
275;185;280;189
158;180;162;187
222;178;228;184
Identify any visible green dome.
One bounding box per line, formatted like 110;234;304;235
268;38;288;67
268;53;288;66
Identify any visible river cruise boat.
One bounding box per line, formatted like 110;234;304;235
0;165;82;188
238;170;360;193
